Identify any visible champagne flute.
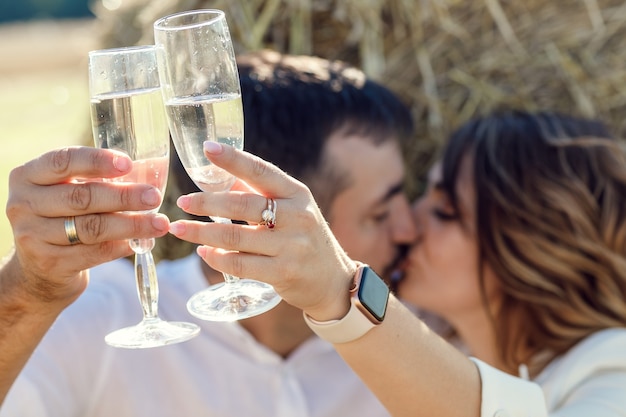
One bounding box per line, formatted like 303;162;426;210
89;45;200;348
154;10;282;321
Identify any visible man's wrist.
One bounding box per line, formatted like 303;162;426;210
0;252;79;315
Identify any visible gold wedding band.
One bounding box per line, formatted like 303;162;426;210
64;216;82;245
260;198;277;229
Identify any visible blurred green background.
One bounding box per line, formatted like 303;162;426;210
0;1;95;256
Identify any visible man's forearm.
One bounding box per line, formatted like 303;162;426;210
0;251;64;404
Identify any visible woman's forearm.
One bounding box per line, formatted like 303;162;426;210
334;295;481;417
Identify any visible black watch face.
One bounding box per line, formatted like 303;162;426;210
358;267;390;322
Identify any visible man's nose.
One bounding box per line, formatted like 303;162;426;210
409;197;427;238
391;197;418;244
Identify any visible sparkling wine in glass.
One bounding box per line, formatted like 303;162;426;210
89;45;200;348
154;10;282;321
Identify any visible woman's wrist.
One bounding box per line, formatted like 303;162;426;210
304;262;389;344
303;260;359;322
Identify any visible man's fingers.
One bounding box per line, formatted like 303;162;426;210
13;146;132;186
11;213;170;247
63;213;170;245
10;181;162;218
17;239;134;286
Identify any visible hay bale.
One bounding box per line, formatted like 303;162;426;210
91;0;626;259
93;0;626;193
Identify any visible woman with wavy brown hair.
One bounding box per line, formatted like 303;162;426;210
402;110;626;374
396;110;626;411
168;109;626;416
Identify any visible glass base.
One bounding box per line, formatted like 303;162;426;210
187;279;282;322
105;318;200;349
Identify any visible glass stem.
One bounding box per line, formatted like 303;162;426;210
209;216;240;284
130;238;159;320
222;272;239;284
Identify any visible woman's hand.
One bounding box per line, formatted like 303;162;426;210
4;146;169;308
169;142;356;321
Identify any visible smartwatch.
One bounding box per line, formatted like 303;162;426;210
303;263;389;344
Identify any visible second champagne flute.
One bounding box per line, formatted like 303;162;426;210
89;45;200;347
154;10;282;321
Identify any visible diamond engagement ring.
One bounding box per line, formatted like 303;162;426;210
260;198;277;229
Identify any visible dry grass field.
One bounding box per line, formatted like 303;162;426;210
0;19;97;256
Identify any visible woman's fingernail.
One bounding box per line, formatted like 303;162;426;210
141;188;160;206
169;222;186;236
177;195;191;210
203;141;223;155
197;246;207;257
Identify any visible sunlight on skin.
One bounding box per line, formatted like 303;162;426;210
0;21;93;256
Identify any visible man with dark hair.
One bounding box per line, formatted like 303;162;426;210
175;50;415;277
1;50;416;416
